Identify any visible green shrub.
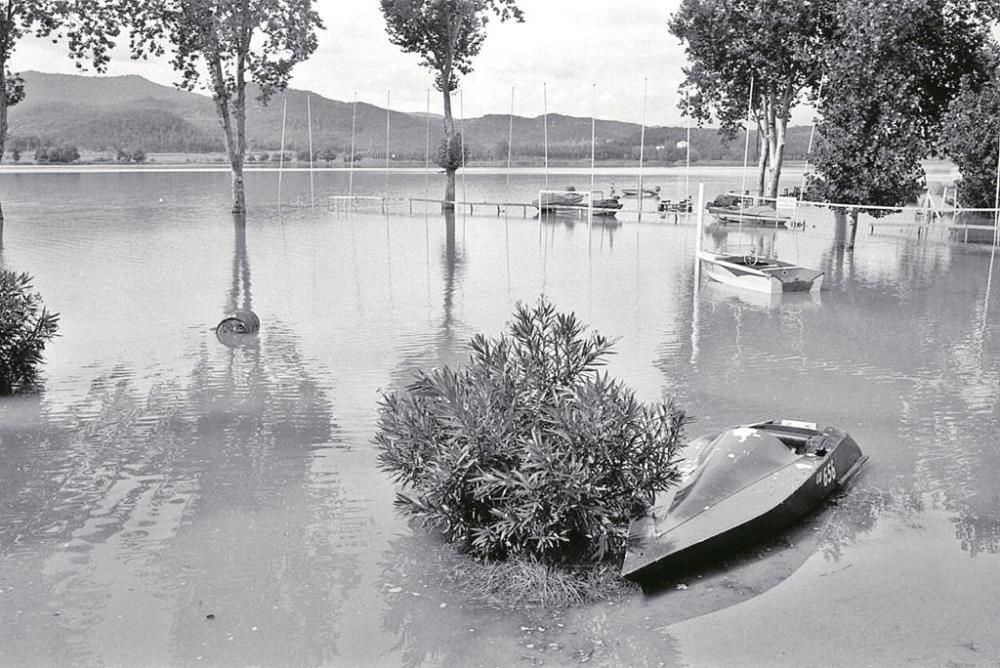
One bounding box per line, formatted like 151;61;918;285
375;297;688;566
0;270;59;395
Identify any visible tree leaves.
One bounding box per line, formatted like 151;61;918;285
0;271;60;395
812;0;996;209
374;297;689;566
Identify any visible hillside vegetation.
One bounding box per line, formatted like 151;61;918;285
6;71;815;163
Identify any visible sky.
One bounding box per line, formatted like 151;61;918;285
12;0;720;127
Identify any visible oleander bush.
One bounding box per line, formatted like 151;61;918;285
0;270;59;395
375;297;689;566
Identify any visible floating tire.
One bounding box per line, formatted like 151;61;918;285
216;309;260;346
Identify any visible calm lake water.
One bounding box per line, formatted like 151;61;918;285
1;165;998;667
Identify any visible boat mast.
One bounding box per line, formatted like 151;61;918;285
638;77;647;220
739;75;755;234
591;82;596;193
507;86;515;193
685;93;691;204
543;81;549;188
349;92;357;199
278;95;287;207
307;94;314;208
385;89;391;201
424;89;430;200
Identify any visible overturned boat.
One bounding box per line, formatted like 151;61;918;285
622;419;867;583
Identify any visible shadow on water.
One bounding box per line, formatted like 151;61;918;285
388;209;470;390
0;212;359;666
377;529;684;668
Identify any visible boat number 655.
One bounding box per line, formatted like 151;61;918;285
816;461;837;487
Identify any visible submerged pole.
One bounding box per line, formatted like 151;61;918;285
591;82;596;193
278;95;287;206
637;77;648;220
307;94;314;208
994;134;1000;248
506;86;515;193
460;89;467;205
685;94;691;203
738;75;755;232
424;89;431;200
543;81;549;188
385;89;391;201
349;92;357;199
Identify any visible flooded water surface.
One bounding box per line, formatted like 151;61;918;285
1;167;998;666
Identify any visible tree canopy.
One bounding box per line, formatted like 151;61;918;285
940;50;1000;208
119;0;324;212
669;0;835;198
810;0;997;212
380;0;522;207
0;0;120;226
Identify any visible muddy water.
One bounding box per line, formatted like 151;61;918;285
0;167;997;666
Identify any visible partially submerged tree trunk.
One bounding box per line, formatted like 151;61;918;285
441;88;457;209
847;208;859;249
207;37;247;214
755;120;767;199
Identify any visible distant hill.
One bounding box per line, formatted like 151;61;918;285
5;71;815;163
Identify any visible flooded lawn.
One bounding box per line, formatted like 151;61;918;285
1;167;998;666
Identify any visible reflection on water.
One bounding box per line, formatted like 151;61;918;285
1;168;999;665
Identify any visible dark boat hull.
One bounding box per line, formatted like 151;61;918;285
622;420;867;582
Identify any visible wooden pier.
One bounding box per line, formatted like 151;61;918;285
407;197;536;217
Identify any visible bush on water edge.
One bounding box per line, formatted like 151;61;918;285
375;296;689;602
0;270;59;395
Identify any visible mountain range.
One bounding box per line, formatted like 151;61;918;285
6;71;814;163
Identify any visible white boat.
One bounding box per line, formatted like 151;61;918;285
707;204;790;228
698;249;823;294
532;190;585;212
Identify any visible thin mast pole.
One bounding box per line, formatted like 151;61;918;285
993;134;1000;248
278;95;287;205
638;77;647;218
385;89;391;201
349;92;357;199
460;88;467;205
424;89;431;200
685;94;691;204
307;94;314;208
506;86;515;192
590;83;597;192
739;75;755;232
543;81;549;188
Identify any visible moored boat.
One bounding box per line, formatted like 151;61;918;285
698;249;823;294
622;419;868;583
590;196;623;216
621;185;661;197
532;189;585;212
707;204;790;228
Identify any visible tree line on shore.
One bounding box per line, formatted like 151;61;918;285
1;1;998;221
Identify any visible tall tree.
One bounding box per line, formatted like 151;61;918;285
810;0;997;247
940;53;1000;208
669;0;834;201
380;0;523;210
120;0;323;213
0;1;118;235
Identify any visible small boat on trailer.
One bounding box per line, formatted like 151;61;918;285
698;249;823;294
622;419;868;583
